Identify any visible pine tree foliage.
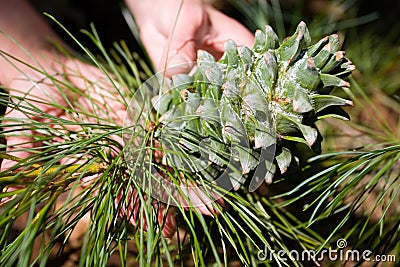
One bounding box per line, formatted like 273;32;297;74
0;2;398;266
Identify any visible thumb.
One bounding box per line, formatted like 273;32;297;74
140;25;197;77
139;18;198;78
161;39;197;77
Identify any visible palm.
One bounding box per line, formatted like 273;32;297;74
132;0;254;75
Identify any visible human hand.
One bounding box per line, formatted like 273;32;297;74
0;52;222;237
0;0;179;237
126;0;254;76
0;0;225;239
0;49;181;237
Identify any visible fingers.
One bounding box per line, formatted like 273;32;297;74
0;107;39;205
60;59;127;158
1;60;70;205
161;40;197;78
202;6;255;54
0;67;61;169
158;2;207;75
137;0;208;77
138;3;255;78
1;58;126;166
1;107;38;170
1;64;76;171
63;59;127;125
178;180;224;216
116;186;178;238
139;20;198;77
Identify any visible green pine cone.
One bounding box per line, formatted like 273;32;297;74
151;21;355;191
